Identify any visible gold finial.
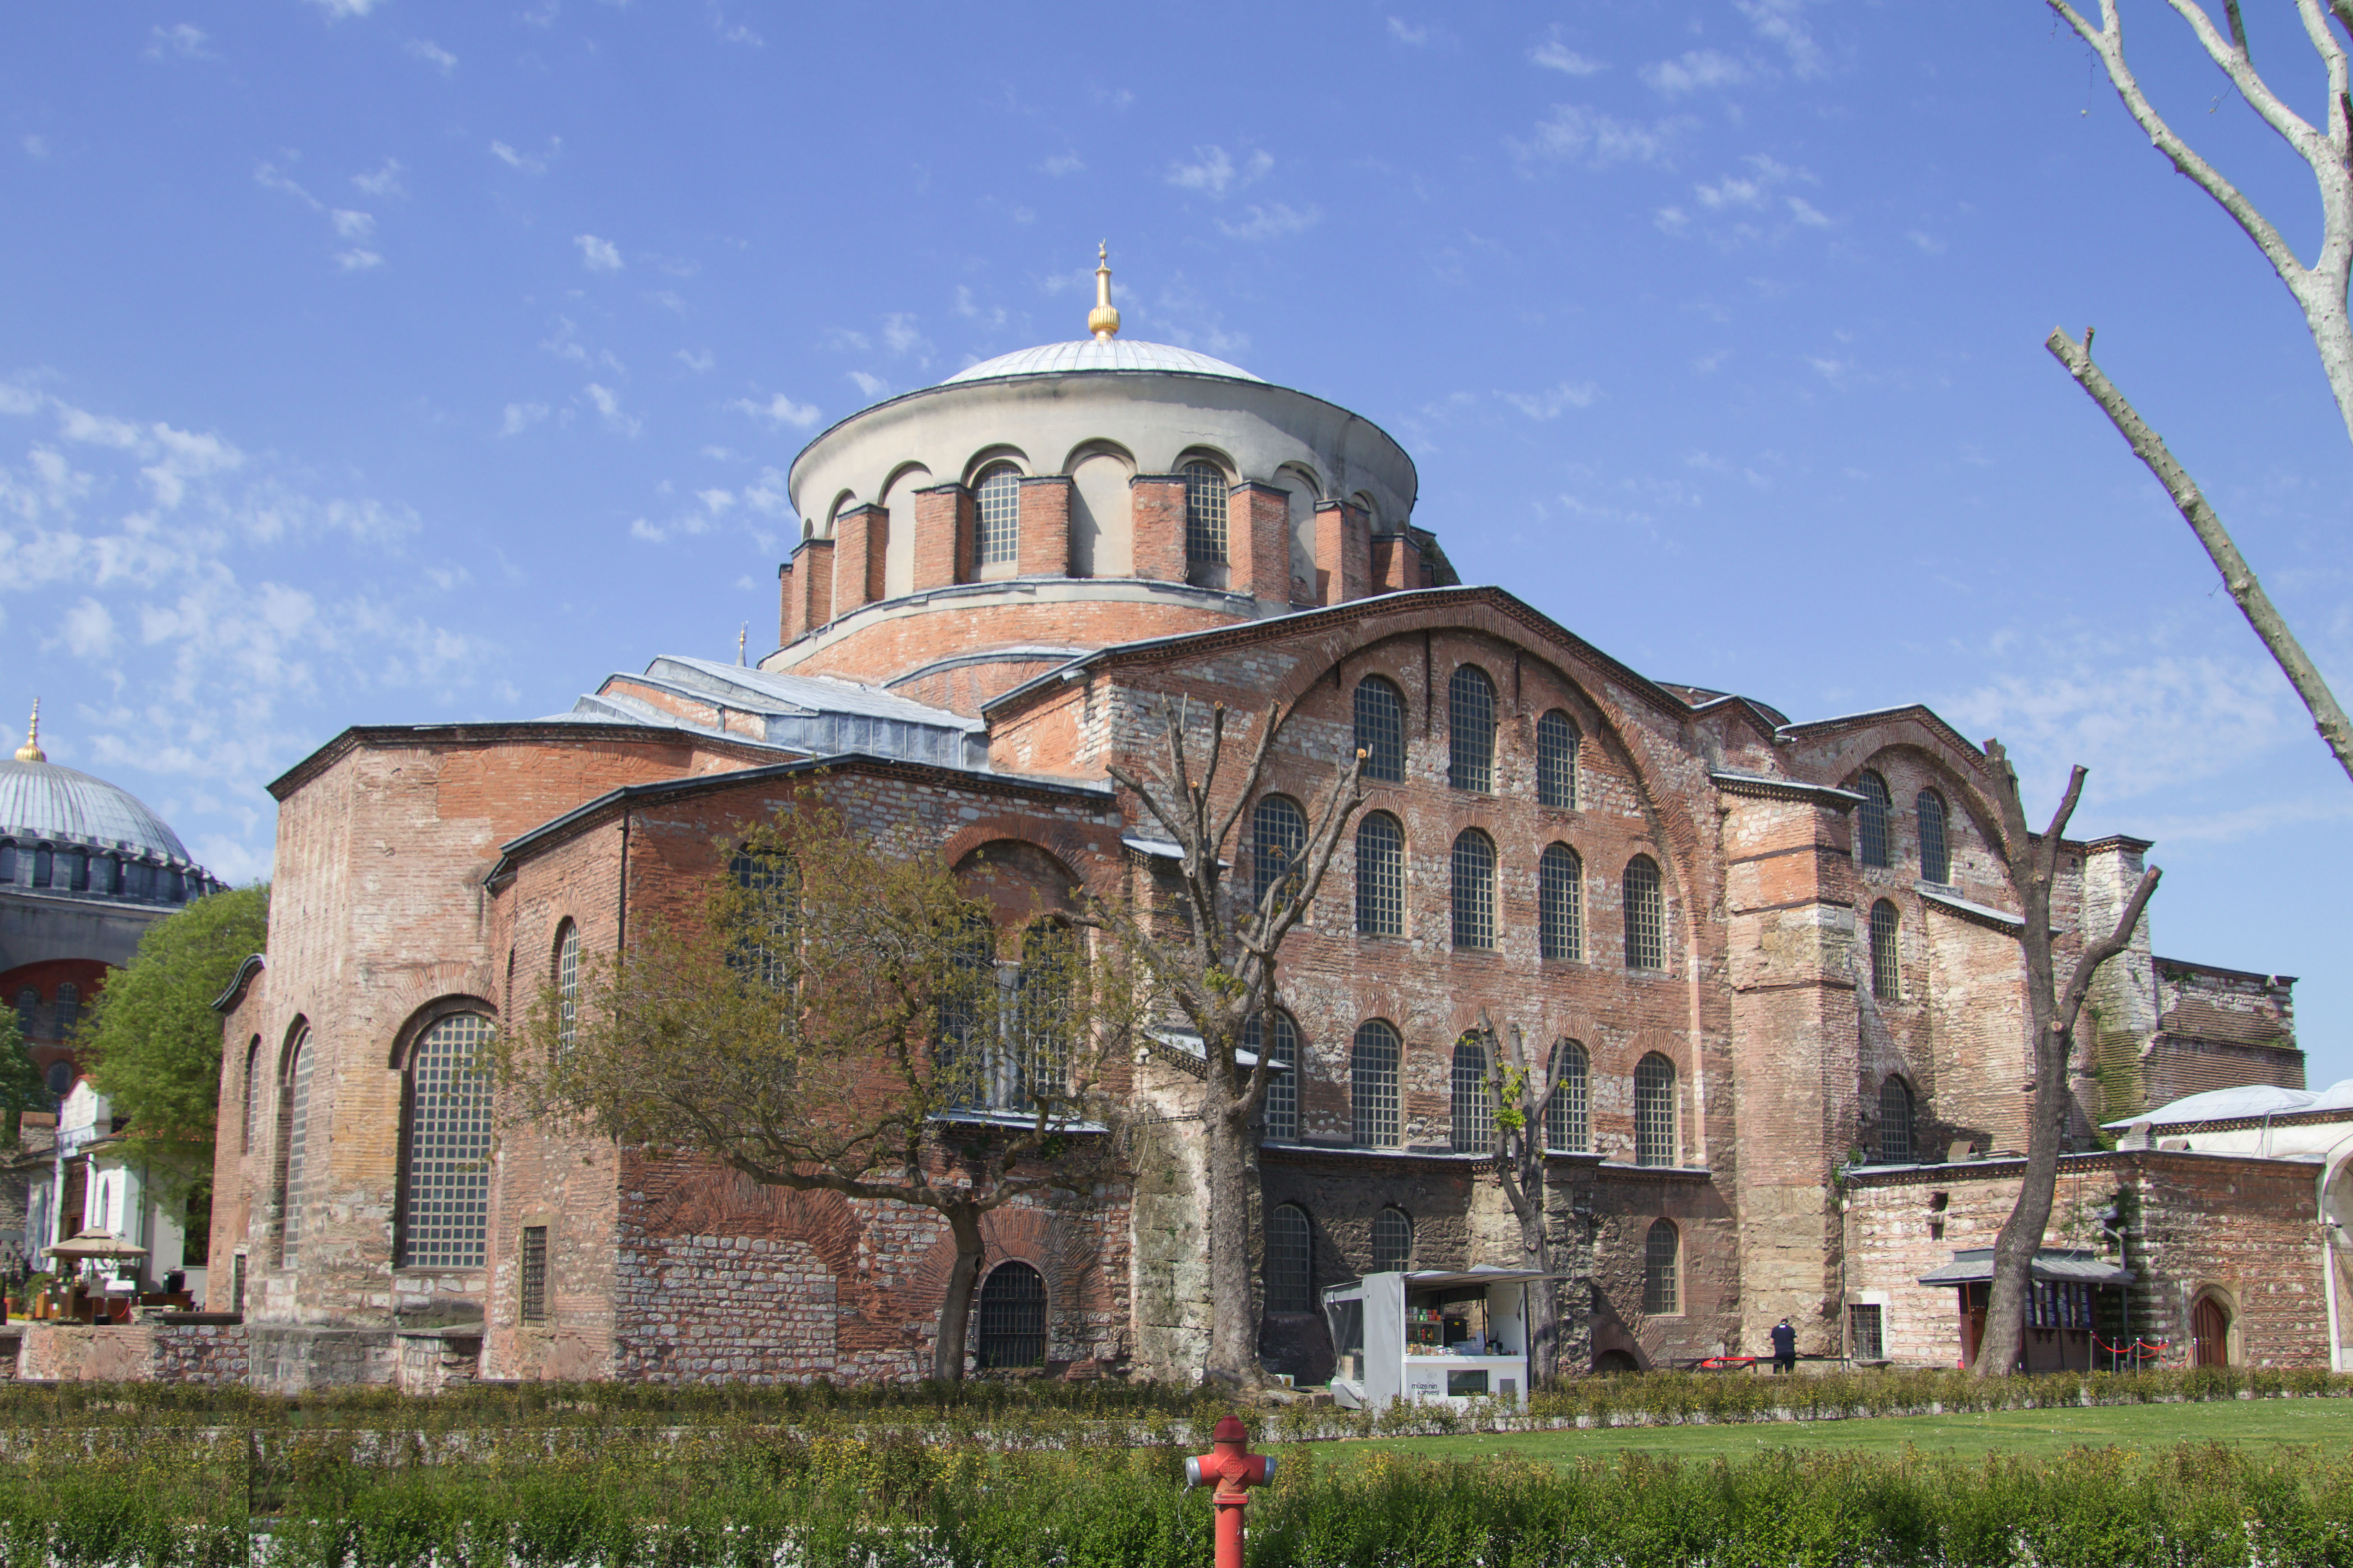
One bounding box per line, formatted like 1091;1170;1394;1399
14;699;44;764
1087;241;1121;340
737;624;748;666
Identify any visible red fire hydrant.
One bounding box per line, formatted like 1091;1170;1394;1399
1185;1414;1276;1568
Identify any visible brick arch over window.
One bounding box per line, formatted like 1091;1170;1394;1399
950;837;1090;940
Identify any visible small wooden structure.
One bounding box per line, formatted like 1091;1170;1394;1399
1918;1247;2135;1372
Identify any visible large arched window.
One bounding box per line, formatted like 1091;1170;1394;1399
1245;1011;1299;1141
1250;795;1308;915
1353;677;1406;783
1370;1206;1413;1273
553;920;581;1064
398;1012;495;1269
1880;1075;1916;1165
1450;1035;1494;1153
975;1260;1048;1368
1540;843;1583;961
1450;829;1496;949
1635;1053;1677;1168
1351;1020;1402;1147
937;906;996;1112
275;1028;314;1268
973;463;1022;568
1546;1040;1590;1152
54;982;77;1037
1354;813;1404;937
1869;900;1901;1002
1855;771;1892;869
1265;1203;1313;1313
1182;460;1228;565
1643;1219;1680;1314
1917;790;1950;884
1537;710;1580;809
1623;855;1664;971
1447;665;1497;792
241;1038;262;1154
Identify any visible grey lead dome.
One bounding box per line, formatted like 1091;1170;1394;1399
0;757;193;861
941;338;1263;385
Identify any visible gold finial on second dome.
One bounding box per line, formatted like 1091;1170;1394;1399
15;698;45;763
1088;242;1121;340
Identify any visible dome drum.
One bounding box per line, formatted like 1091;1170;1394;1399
0;757;223;908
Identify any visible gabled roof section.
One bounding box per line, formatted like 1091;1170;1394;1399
1774;703;1989;765
590;656;987;770
268;719;790;801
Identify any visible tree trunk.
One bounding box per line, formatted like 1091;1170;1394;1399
1517;1196;1559;1389
1200;1084;1263;1388
931;1202;986;1382
1978;1021;2070;1376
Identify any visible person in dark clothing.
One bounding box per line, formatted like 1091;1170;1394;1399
1770;1318;1798;1374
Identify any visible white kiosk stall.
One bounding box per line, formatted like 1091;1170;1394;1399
1322;1266;1555;1410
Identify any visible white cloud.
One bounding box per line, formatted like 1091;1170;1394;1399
584;383;641;437
954;286;1008;329
677;348;715;373
741;467;790;516
847;370;890;399
1908;229;1946;255
730;392;821;430
146;24;212;60
575;234;623;272
1218;203;1321;241
304;0;382;17
498;402;549;437
1641;50;1749;96
1786;195;1832;227
352;160;404;198
1698;175;1766;210
1388;18;1430;44
491;140;546;174
1167;145;1272;196
21;135;47;159
56;598;118;659
696;488;736;515
1501;381;1601;419
881;313;930;358
1532;39;1604;76
1040;152;1085;177
1736;0;1826;78
1509;105;1685;168
404;38;457;74
709;2;763;45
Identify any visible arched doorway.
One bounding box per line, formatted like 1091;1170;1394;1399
975;1260;1047;1369
2192;1294;2232;1367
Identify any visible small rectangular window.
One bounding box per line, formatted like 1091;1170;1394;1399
1849;1302;1885;1361
519;1226;549;1325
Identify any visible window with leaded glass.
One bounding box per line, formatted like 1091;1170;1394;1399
1250;795;1307;915
276;1029;314;1267
1182;460;1228;564
1447;665;1496;792
729;849;796;991
1546;1039;1590;1151
1353;677;1406;783
1450;1035;1493;1153
399;1013;494;1269
1355;813;1404;937
1537;709;1579;808
554;920;581;1064
1880;1076;1915;1164
54;982;77;1036
1245;1011;1299;1141
1917;790;1950;884
1015;920;1074;1111
1351;1020;1401;1147
1856;771;1892;869
1635;1053;1676;1167
1450;829;1495;950
974;464;1021;567
1623;855;1664;971
1869;900;1900;1002
1265;1204;1313;1313
1540;843;1582;961
1370;1207;1413;1273
1643;1219;1680;1314
519;1226;549;1325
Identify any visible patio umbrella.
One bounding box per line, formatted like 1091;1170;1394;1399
44;1230;148;1261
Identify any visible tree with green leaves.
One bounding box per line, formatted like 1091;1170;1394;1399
1470;1012;1568;1389
498;791;1137;1381
81;884;270;1197
0;1007;43;1148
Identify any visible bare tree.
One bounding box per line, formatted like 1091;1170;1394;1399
1471;1013;1567;1387
1973;740;2162;1377
1087;699;1364;1389
2045;1;2353;782
499;793;1133;1382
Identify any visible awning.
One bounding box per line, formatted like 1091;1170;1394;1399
1916;1247;2132;1287
45;1229;150;1261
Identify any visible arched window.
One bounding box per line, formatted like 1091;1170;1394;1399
1354;813;1404;937
1540;843;1583;961
728;847;797;991
1450;1035;1494;1153
1447;665;1496;792
937;906;996;1111
1537;710;1580;809
1869;900;1900;1002
1182;460;1228;565
1245;1011;1298;1142
1370;1206;1413;1273
554;920;581;1063
1449;829;1496;949
44;1060;74;1101
1016;920;1075;1110
1544;1039;1591;1152
1855;771;1891;869
54;982;77;1037
975;1260;1049;1368
275;1029;314;1268
1623;855;1664;971
241;1038;262;1154
13;987;34;1039
1917;790;1950;884
1250;795;1308;915
973;463;1022;568
1643;1219;1680;1314
1353;677;1406;783
57;850;86;893
1635;1053;1676;1168
32;847;51;889
398;1013;495;1269
1351;1020;1402;1147
1265;1203;1313;1313
1879;1076;1916;1164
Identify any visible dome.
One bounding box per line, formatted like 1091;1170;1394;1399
0;758;193;862
941;338;1264;386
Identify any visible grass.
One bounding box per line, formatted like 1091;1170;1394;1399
1325;1390;2353;1464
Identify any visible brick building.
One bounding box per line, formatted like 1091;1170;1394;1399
201;259;2341;1390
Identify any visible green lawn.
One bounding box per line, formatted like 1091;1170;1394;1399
1313;1395;2353;1464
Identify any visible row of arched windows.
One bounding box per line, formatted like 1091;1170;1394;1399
0;841;210;904
1351;672;1582;807
1854;772;1951;884
1264;1201;1684;1319
1335;1021;1679;1165
967;458;1232;572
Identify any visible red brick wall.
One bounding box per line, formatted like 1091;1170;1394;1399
913;484;973;589
1130;476;1186;583
1232;482;1291;607
1017;477;1071;578
833;506;887;614
1314;502;1369;606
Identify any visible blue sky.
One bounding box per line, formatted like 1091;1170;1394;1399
5;2;2349;1087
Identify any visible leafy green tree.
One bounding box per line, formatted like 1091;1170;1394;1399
82;884;270;1196
0;1006;42;1147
